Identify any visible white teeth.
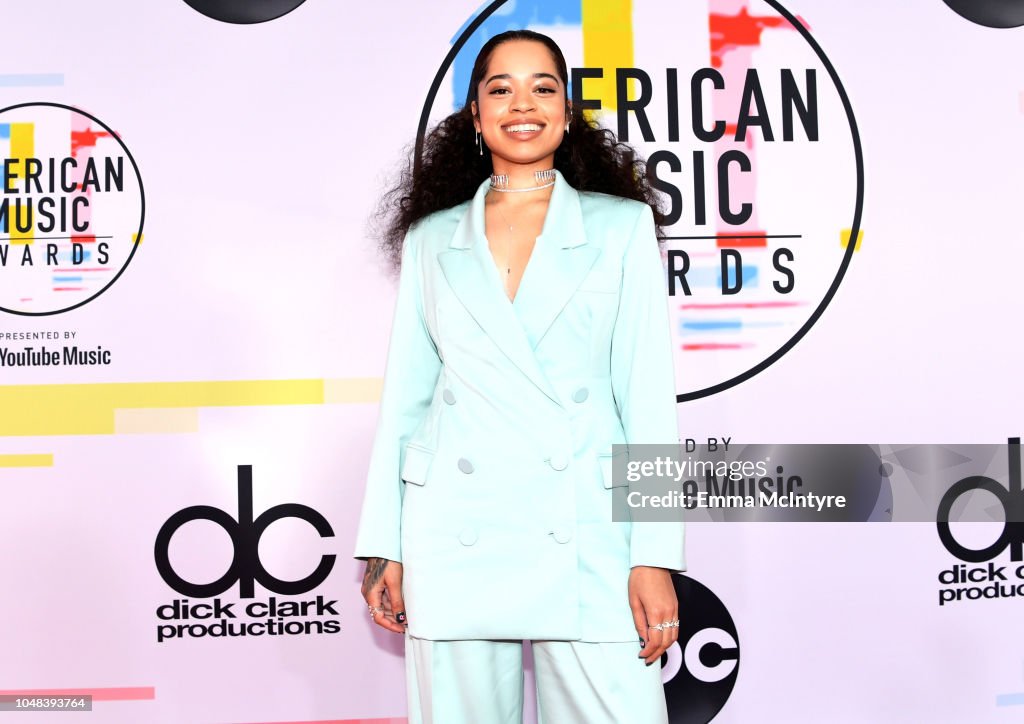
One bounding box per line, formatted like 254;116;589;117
505;123;542;133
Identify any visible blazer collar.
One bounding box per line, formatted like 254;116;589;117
449;169;588;250
437;170;601;409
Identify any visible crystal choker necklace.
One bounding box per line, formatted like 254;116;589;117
489;169;556;193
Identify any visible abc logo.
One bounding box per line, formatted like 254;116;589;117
662;575;739;724
936;438;1024;563
154;465;335;598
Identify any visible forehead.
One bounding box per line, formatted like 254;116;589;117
484;40;560;80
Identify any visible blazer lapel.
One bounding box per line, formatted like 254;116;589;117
437;176;566;408
512;170;600;349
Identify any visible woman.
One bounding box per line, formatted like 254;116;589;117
354;29;685;723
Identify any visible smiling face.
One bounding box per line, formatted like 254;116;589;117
471;39;570;172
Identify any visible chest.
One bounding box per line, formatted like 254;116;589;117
484;201;548;303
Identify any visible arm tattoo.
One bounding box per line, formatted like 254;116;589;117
362;557;388;593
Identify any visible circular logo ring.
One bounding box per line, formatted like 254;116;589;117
415;0;865;403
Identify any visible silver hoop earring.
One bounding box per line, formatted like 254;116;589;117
476;130;483;156
566;120;571;134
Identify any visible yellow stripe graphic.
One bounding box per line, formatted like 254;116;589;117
840;228;864;252
0;453;53;467
8;123;34;244
0;378;382;437
581;0;634;113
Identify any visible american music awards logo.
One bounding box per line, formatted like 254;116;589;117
419;0;863;401
0;102;144;316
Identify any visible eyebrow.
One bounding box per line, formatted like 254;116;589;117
484;72;560;85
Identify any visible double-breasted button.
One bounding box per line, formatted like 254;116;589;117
552;528;572;544
458;458;474;474
443;388;456;405
572;387;589;403
549;453;568;471
458;527;478;546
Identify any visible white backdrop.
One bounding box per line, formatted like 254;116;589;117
0;1;1022;722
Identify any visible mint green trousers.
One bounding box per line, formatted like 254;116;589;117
405;635;669;723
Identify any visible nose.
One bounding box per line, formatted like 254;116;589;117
511;95;535;112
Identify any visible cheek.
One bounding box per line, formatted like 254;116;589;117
479;98;506;119
480;112;507;139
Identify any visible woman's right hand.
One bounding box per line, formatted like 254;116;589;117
361;557;407;633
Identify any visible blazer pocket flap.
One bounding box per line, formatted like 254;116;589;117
401;444;435;486
578;268;621;293
598;450;629;488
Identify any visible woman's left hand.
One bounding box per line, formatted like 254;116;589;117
628;565;679;665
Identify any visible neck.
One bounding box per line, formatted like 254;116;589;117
487;181;554;208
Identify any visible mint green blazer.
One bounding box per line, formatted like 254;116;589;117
353;170;686;642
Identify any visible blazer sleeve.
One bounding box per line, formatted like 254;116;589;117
610;203;687;573
352;223;442;563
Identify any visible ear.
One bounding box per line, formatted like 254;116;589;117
566;99;573;122
471;100;480;132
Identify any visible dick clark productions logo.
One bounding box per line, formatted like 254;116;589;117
153;465;340;642
935;438;1024;606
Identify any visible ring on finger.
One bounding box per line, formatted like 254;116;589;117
648;619;680;631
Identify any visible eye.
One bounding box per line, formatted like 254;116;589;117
489;87;511;95
535;86;557;94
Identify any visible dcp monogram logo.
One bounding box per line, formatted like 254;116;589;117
154;465;336;598
936;438;1024;563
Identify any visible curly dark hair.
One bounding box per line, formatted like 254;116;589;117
376;29;666;272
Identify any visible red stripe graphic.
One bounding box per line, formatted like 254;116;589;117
715;230;768;248
680;301;805;310
682;343;754;351
0;687;154;701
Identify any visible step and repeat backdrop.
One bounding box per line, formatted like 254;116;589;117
1;1;1022;722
